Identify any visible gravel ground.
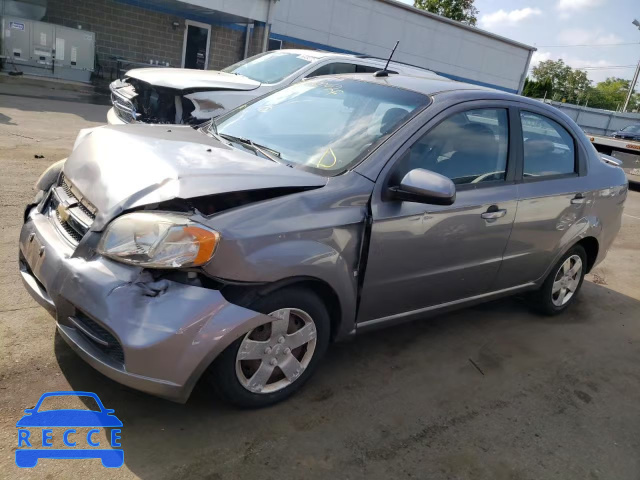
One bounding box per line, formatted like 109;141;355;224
1;81;640;480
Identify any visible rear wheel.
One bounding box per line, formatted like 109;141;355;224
530;244;587;315
208;287;330;408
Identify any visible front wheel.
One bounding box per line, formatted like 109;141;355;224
530;244;587;315
208;287;331;408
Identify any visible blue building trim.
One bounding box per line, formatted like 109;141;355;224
431;71;518;94
268;33;360;55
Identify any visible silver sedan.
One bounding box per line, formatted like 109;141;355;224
20;73;627;408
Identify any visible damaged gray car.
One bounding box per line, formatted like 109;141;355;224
20;74;627;408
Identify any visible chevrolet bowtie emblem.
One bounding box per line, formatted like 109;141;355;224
57;203;71;222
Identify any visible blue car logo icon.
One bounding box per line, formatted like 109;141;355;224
16;391;123;468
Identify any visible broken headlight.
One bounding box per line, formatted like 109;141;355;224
97;212;219;268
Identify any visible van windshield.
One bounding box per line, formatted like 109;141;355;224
212;78;429;176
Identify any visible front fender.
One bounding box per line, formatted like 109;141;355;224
210;235;361;339
200;172;374;339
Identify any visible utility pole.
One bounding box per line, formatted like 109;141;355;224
623;58;640;112
623;19;640;112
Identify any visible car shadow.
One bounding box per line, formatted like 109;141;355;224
0;91;109;123
54;281;640;479
0;112;17;125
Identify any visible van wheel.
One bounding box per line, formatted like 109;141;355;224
530;244;587;316
209;287;330;408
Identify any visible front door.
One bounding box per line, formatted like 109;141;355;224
357;105;519;324
182;21;211;70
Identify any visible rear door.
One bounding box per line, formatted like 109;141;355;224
493;107;590;289
357;101;520;324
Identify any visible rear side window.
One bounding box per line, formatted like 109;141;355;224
394;108;509;185
521;112;576;177
307;63;357;77
356;65;380;73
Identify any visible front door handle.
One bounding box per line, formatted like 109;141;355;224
481;207;507;220
571;193;586;205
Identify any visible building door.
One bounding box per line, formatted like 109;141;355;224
182;20;211;70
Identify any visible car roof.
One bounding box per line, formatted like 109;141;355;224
319;72;493;96
311;73;567;114
278;49;351;60
274;49;439;76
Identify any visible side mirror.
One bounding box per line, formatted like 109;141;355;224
389;168;456;205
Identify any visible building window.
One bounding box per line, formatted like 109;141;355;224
268;38;282;51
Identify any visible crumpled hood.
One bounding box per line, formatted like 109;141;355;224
64;125;326;229
125;68;261;91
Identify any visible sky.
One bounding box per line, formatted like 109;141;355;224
396;0;640;88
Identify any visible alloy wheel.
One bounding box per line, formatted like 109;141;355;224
551;254;583;307
235;308;317;394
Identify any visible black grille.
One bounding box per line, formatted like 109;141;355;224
60;174;96;220
51;174;97;244
60;174;73;196
73;313;125;366
55;209;83;242
76;201;96;220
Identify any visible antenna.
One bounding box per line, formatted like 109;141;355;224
374;41;399;77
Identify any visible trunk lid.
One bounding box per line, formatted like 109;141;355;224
64;125;326;229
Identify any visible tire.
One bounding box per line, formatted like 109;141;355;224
529;244;587;316
208;286;331;408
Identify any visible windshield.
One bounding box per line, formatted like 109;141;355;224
222;51;314;84
214;78;429;175
621;125;640;134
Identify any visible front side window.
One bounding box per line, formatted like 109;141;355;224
214;78;429;175
521;112;576;177
222;51;314;84
394;108;509;185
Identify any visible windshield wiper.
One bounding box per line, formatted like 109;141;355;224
219;134;282;163
202;120;225;142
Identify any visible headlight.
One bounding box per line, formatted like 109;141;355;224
97;212;220;268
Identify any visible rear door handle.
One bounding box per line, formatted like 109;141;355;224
571;193;586;205
481;207;507;220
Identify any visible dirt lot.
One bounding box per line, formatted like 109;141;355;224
1;80;640;480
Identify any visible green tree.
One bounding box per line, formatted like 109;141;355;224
586;77;631;111
564;69;591;104
531;59;591;104
413;0;479;26
522;77;553;99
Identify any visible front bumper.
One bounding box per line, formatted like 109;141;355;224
19;204;271;402
106;107;128;125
